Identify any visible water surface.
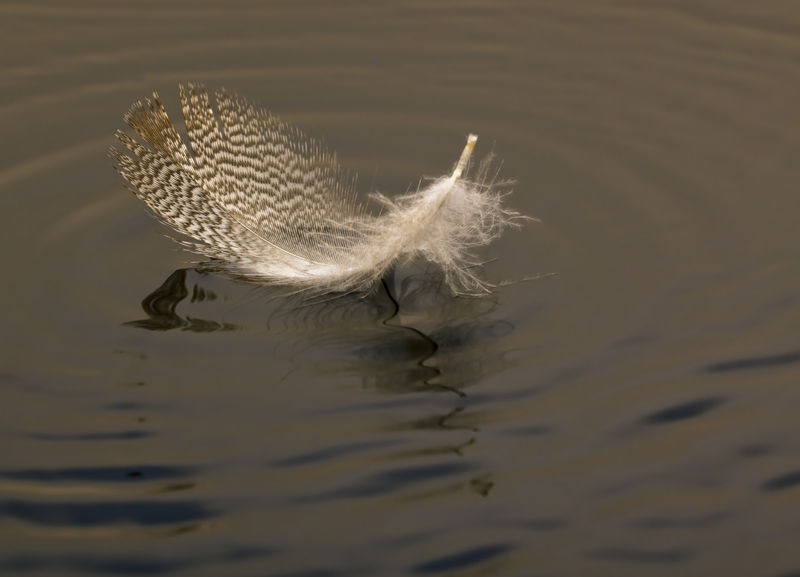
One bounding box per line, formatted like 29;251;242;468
2;1;800;575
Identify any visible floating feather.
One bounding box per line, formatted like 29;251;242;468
111;84;525;295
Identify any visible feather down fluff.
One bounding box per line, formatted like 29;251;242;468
111;84;525;294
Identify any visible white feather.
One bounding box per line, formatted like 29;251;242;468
111;84;526;295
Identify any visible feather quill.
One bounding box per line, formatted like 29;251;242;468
111;84;525;294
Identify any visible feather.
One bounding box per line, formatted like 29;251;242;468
110;84;526;295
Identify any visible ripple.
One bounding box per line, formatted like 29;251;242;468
632;511;730;530
26;430;152;441
0;137;108;192
1;465;195;483
762;470;800;493
706;350;800;373
642;397;726;425
587;547;694;564
413;543;513;574
297;461;478;502
4;1;800;576
272;439;398;468
0;498;214;526
0;545;274;575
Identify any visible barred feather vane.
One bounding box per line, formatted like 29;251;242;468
111;84;525;294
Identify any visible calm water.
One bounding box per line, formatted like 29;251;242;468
2;1;800;575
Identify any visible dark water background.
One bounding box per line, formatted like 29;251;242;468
2;1;800;575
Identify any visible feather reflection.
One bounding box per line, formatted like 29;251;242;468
125;269;237;332
126;268;518;499
127;267;516;396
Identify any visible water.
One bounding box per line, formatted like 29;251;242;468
2;1;800;575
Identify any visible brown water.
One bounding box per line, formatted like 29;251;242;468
2;1;800;575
